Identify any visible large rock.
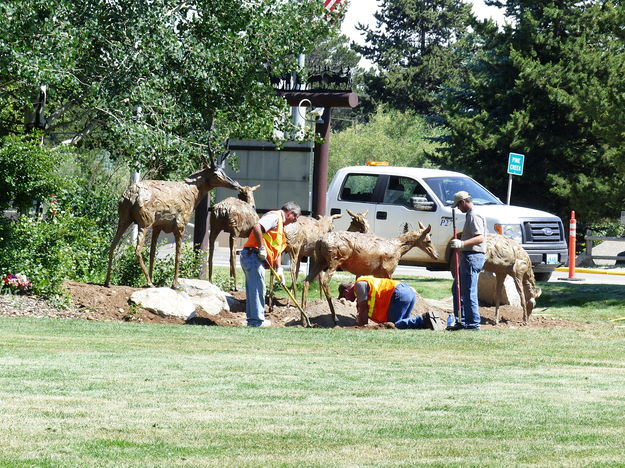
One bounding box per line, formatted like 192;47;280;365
478;271;521;307
129;279;243;319
177;278;240;315
130;288;196;319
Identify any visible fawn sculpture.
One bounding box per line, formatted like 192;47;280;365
207;184;261;290
483;233;542;324
283;214;343;297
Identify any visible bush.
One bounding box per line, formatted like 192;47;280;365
0;207;111;296
0;134;73;213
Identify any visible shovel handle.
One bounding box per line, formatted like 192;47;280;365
266;263;311;327
452;208;461;323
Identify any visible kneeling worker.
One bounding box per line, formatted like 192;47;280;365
338;276;442;329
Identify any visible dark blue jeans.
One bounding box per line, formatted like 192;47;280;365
387;283;424;329
452;252;485;329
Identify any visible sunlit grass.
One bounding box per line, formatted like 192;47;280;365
2;268;623;465
1;297;624;466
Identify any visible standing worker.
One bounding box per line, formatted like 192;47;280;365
448;191;487;330
240;201;300;327
338;277;443;329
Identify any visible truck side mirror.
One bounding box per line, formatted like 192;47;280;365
411;196;435;212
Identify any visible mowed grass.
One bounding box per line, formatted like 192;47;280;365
1;278;624;467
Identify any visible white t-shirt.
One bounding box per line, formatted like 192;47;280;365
258;210;281;233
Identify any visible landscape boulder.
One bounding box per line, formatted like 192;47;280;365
130;288;196;319
177;278;242;315
478;271;521;307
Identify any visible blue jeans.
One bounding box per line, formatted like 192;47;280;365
240;248;266;327
452;252;485;329
387;283;425;329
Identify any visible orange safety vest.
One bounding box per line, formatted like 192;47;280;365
357;276;399;323
244;210;287;266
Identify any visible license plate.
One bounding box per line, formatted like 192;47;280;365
546;254;559;264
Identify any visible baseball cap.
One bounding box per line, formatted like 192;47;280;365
452;191;472;208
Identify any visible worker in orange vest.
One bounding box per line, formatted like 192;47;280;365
338;276;443;329
240;201;300;327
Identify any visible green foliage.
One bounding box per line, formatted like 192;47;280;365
0;0;335;178
306;33;360;73
0;209;110;297
355;0;474;114
108;243;203;288
54;150;130;228
0;134;73;213
328;106;446;179
439;1;625;222
0;150;132;297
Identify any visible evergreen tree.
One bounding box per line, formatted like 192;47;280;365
355;0;474;114
438;0;625;222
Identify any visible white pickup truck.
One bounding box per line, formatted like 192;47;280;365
326;164;568;281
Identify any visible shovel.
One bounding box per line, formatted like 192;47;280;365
266;262;312;328
452;207;462;325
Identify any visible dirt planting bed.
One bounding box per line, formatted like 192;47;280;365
0;281;582;330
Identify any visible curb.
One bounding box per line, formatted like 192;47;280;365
555;267;625;276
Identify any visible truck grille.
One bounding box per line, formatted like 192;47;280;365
524;220;564;243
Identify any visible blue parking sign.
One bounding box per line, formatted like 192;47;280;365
507;152;525;176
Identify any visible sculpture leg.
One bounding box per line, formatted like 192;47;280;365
135;227;153;287
105;218;132;287
172;229;183;289
513;274;528;324
207;228;219;283
494;273;506;325
320;271;338;325
148;228;161;281
291;252;301;301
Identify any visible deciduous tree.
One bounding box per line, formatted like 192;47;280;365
0;0;334;178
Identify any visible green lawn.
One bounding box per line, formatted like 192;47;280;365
1;277;624;467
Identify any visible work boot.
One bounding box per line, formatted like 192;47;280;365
447;322;465;331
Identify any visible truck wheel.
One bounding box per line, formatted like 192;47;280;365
534;272;552;282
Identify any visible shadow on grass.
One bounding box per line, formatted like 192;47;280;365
539;282;625;308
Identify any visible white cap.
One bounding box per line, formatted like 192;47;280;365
452;191;472;208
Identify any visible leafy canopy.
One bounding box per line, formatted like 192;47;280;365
329;106;446;179
0;0;334;178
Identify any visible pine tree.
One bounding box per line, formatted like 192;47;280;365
355;0;474;114
439;0;625;223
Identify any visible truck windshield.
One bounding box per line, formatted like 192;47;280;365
423;176;502;207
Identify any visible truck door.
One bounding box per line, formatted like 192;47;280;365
375;175;445;261
328;173;384;232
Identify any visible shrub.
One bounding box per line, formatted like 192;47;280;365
0;207;111;296
0;134;72;213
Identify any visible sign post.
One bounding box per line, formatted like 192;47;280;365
506;152;525;205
